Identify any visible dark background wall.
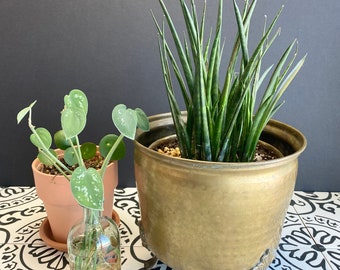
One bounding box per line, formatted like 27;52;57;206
1;0;339;191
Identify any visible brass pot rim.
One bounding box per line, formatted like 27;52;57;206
134;112;307;170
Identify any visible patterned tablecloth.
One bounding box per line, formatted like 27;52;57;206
0;187;339;270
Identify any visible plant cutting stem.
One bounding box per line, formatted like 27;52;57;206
18;90;149;214
27;109;72;178
74;208;100;270
100;134;124;179
72;136;85;168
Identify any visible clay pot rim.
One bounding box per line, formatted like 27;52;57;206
31;148;116;178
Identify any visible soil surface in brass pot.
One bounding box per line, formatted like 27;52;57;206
150;135;284;161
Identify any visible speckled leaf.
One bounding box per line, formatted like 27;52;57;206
61;108;86;140
135;108;150;131
63;147;78;166
37;149;57;166
61;90;88;140
64;89;88;115
30;127;52;149
112;104;137;140
70;167;104;210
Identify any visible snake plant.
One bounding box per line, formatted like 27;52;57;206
154;0;306;162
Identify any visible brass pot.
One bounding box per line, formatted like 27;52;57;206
134;113;306;270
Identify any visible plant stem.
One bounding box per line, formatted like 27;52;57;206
100;134;124;179
28;109;72;176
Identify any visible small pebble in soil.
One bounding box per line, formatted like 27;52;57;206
157;146;181;157
155;140;280;161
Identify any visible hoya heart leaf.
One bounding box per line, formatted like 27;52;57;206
64;147;78;166
37;149;57;166
64;89;88;115
135;108;150;131
61;107;86;139
30;127;52;149
70;167;104;210
80;142;97;160
112;104;137;140
54;130;77;150
99;134;126;161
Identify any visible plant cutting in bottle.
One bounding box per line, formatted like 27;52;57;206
17;89;149;269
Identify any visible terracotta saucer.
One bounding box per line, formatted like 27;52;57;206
39;210;121;252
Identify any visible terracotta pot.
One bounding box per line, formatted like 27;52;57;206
134;112;307;270
32;151;118;244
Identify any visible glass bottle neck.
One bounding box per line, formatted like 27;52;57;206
83;207;101;225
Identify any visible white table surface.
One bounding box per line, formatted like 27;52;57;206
0;187;339;270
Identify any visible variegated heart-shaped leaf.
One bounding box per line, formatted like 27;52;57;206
112;104;137;140
30;127;52;149
70;167;104;210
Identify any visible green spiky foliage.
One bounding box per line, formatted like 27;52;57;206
154;0;306;162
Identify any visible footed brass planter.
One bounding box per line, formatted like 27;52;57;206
134;113;306;270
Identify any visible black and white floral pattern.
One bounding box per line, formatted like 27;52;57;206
0;187;339;270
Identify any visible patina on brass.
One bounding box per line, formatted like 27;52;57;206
134;112;306;270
